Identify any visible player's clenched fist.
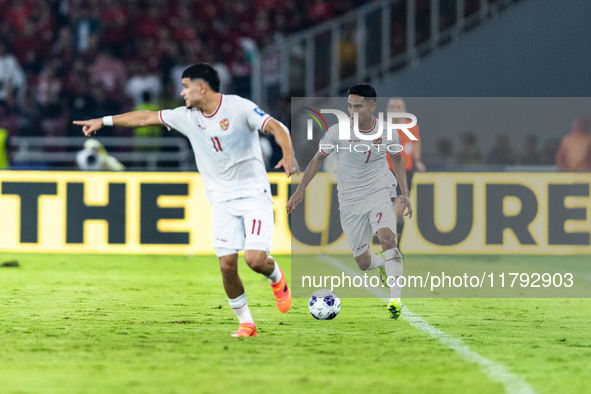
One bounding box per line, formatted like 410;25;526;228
73;119;103;137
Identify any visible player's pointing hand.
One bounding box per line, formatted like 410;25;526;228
275;156;295;177
73;118;103;137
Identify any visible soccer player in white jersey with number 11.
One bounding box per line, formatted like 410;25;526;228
286;83;412;320
74;63;300;337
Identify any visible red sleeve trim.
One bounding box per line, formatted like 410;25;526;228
320;149;331;156
260;115;272;132
159;110;172;130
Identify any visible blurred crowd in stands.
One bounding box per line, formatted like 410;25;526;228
1;0;588;172
429;115;591;171
0;0;366;139
430;132;562;168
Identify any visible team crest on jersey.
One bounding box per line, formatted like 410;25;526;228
373;137;382;146
220;118;229;130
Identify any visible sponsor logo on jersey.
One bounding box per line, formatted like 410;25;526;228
254;107;266;116
220;118;229;130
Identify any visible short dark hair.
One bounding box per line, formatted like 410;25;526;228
182;63;221;92
347;83;377;102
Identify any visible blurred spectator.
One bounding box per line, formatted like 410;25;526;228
275;96;291;129
386;98;426;173
229;46;252;98
17;90;41;136
5;0;31;32
35;61;63;118
212;53;232;94
158;82;183;111
12;18;44;64
135;37;163;74
125;61;162;107
386;97;425;247
458;132;482;164
434;138;456;165
0;41;26;110
555;115;591;171
540;139;560;165
339;25;357;79
485;135;514;165
89;49;127;100
515;135;540;165
30;2;54;47
170;49;192;99
100;0;128;56
66;67;94;136
261;36;281;112
0;0;369;142
132;91;163;141
76;138;125;171
51;26;76;66
308;0;334;24
87;84;121;137
73;2;100;54
0;127;8;168
22;49;43;77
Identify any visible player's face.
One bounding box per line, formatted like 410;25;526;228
347;95;376;127
180;78;206;108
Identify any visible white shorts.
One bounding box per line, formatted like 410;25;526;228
340;198;397;257
212;197;274;257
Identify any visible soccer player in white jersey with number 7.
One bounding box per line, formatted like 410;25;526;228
74;63;299;337
286;84;412;319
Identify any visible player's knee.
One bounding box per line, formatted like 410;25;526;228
244;255;267;273
219;258;238;275
379;233;397;251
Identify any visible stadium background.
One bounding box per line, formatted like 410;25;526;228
1;0;590;393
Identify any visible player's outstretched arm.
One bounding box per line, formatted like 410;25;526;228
390;152;413;219
286;151;327;214
264;119;300;177
73;111;161;137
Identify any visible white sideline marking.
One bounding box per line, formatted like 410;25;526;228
317;254;535;394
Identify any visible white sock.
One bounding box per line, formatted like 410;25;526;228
367;252;385;270
265;260;282;285
384;248;403;301
228;293;254;324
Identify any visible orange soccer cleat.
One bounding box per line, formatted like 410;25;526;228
271;269;292;313
231;322;257;337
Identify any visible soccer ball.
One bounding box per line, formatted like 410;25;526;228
308;289;341;320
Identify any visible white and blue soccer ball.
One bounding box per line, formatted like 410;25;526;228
308;289;341;320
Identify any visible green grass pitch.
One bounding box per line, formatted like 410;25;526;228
0;253;590;393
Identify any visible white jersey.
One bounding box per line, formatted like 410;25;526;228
159;94;273;204
319;117;401;206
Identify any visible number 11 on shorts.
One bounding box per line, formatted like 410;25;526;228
251;219;262;235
